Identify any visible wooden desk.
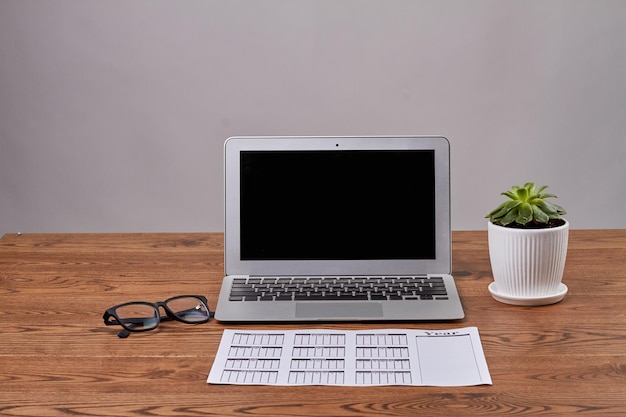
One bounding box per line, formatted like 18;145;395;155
1;230;625;416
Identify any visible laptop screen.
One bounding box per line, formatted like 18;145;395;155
239;150;436;261
224;136;451;277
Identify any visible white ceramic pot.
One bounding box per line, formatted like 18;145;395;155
487;219;569;305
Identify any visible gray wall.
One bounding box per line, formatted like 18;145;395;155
1;0;625;233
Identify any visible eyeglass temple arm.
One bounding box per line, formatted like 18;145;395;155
103;312;153;326
102;311;130;338
161;305;214;321
112;312;196;338
102;310;119;326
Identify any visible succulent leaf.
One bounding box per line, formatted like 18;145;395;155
517;203;533;224
532;205;550;223
502;191;517;200
500;209;519;226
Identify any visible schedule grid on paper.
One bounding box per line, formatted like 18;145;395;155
208;327;492;387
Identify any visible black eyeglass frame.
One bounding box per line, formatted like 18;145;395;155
103;295;213;338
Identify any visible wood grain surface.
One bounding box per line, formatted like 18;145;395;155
1;230;625;416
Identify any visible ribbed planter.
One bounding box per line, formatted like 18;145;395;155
487;219;569;305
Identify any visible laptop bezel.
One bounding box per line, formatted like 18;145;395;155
224;135;451;277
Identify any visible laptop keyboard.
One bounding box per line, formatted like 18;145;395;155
228;276;449;302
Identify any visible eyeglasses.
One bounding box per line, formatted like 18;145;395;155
103;295;213;338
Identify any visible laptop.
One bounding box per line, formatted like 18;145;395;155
215;135;464;322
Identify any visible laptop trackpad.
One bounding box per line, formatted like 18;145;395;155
296;302;383;318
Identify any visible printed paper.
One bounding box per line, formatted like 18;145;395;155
207;327;492;386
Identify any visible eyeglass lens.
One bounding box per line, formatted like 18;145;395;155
165;297;209;323
115;304;159;331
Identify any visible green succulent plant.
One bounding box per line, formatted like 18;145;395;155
486;182;566;227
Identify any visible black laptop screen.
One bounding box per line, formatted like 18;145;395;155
240;150;436;261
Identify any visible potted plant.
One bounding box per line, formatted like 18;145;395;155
485;182;569;306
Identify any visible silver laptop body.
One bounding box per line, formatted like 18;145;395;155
215;135;464;321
